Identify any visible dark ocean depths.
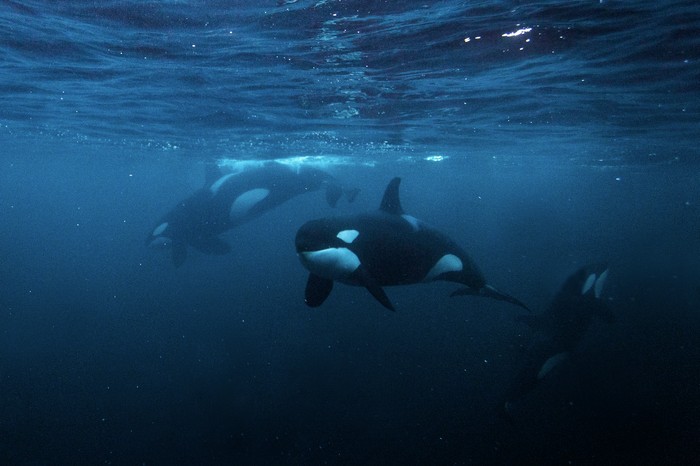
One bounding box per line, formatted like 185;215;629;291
1;0;699;464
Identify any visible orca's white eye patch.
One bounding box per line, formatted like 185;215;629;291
336;229;359;244
401;214;421;231
153;222;169;236
209;173;236;195
594;269;608;299
581;273;596;295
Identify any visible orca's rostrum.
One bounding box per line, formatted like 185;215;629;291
295;177;530;312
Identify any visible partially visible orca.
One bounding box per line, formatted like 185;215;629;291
502;263;614;416
295;177;530;312
147;162;359;267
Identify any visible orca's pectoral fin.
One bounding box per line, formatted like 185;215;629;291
172;242;187;268
366;284;395;312
305;273;334;307
325;183;343;207
190;236;231;255
352;266;395;312
451;285;532;313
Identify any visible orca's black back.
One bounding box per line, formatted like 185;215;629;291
344;212;485;288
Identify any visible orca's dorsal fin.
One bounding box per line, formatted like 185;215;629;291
379;177;404;215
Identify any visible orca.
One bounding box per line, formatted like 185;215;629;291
502;263;614;416
295;177;530;312
147;162;359;267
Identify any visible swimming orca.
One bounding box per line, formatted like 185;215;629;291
295;177;530;312
147;162;359;267
502;263;614;416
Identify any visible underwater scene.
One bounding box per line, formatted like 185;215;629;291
1;1;699;465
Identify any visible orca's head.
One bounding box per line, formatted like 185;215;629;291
146;221;176;250
558;263;610;301
295;219;361;279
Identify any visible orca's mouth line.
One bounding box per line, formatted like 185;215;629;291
297;248;323;256
295;239;325;254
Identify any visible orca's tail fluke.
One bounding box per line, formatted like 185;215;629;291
325;183;360;207
325;183;343;207
450;284;531;312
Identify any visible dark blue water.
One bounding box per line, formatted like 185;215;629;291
1;1;699;464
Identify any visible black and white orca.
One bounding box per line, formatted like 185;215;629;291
295;177;530;312
147;162;359;267
502;263;614;415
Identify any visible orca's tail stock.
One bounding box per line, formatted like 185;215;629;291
451;284;531;313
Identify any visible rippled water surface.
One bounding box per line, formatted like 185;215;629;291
1;1;699;465
2;0;699;160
